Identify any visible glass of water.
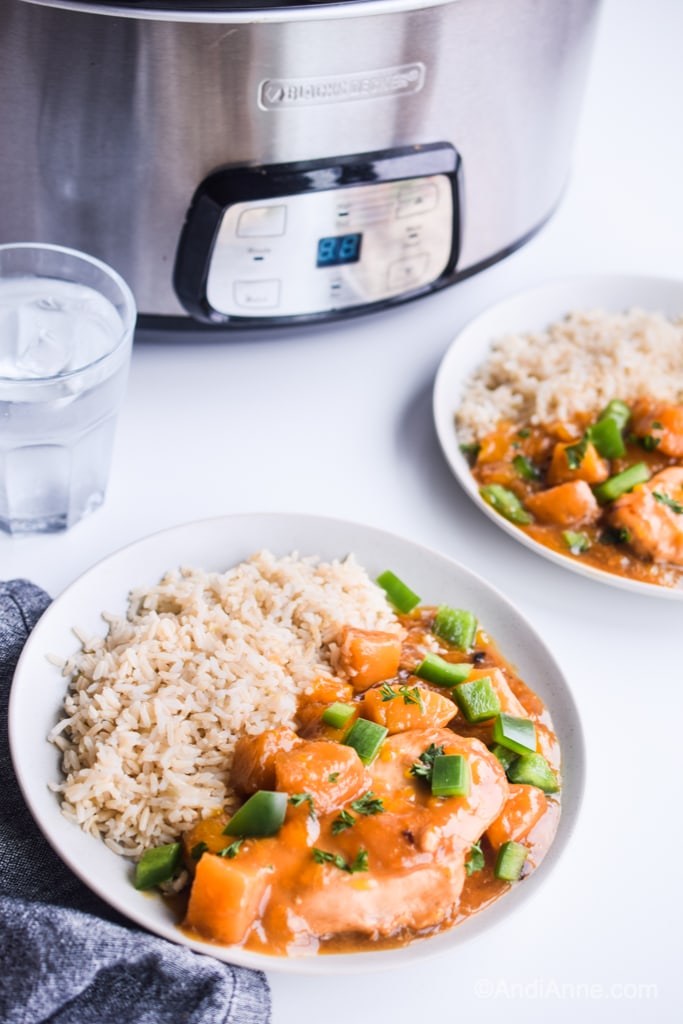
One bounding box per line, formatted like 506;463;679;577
0;243;137;534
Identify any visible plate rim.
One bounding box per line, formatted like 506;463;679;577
9;510;585;973
433;271;683;600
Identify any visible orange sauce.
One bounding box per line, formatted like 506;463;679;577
469;403;683;589
175;611;561;957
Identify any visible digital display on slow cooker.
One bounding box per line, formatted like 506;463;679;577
316;233;362;268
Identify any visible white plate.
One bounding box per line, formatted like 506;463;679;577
9;512;583;974
433;273;683;599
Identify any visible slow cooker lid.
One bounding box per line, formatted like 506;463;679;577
21;0;456;19
53;1;358;8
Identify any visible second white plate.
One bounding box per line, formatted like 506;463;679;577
433;273;683;599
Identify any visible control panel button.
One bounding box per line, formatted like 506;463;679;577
237;205;287;238
233;279;281;308
388;253;429;290
396;184;438;218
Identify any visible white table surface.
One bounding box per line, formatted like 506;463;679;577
3;1;682;1020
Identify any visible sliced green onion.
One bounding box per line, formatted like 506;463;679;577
453;676;501;723
414;652;472;687
507;752;559;793
223;790;288;838
342;718;388;765
491;713;537;755
562;529;591;554
134;842;182;890
431;754;470;797
480;484;532;525
376;570;421;614
321;702;356;729
432;605;478;650
494;840;529;881
599;398;631;432
593;462;650;504
512;454;540;481
588;416;626;459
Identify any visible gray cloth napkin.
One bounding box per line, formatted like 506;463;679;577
0;579;271;1024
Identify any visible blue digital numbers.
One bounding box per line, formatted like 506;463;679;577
316;233;362;267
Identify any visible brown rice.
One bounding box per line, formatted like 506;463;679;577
49;550;400;859
456;308;683;444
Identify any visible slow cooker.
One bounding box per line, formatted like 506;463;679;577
0;0;602;328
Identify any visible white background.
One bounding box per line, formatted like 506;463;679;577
2;0;682;1020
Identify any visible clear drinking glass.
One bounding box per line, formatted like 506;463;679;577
0;243;137;534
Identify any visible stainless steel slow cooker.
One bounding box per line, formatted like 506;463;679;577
0;0;602;328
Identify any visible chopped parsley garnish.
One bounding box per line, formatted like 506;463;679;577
289;792;316;819
191;841;209;862
653;491;683;514
312;847;369;874
331;810;356;834
379;682;425;712
517;428;531;439
331;792;384;833
410;742;445;782
512;453;540;481
328;772;340;783
351;791;385;816
564;434;589;470
465;841;485;877
218;838;244;859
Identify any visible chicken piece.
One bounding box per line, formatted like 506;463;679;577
290;727;508;939
274;739;370;814
609;466;683;565
466;667;528;717
546;439;610;485
338;626;403;692
631;402;683;457
525;480;600;527
360;682;456;733
486;783;548;851
231;726;303;795
370;727;509;848
291;859;466;939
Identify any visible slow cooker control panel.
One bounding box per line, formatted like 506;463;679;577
174;144;461;326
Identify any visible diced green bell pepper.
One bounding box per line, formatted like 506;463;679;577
489;742;518;772
414;652;472;687
321;702;356;729
453;676;501;723
507;752;559;793
491;713;537;755
134;841;182;890
223;790;288;837
431;754;470;797
589;416;626;458
376;570;421;614
432;605;478;650
599;398;631;432
494;840;529;881
480;484;533;525
342;718;388;765
593;462;650;504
